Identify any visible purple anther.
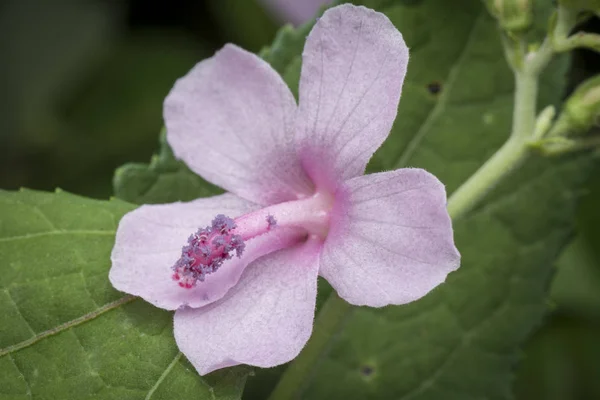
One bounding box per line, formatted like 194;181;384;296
211;214;236;233
172;214;246;289
198;244;211;257
266;214;277;229
195;227;211;242
230;234;246;258
212;236;226;247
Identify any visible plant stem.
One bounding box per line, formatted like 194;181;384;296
447;35;555;220
267;11;566;400
552;5;578;52
447;71;536;219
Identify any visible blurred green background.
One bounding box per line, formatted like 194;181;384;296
0;0;282;198
1;1;599;399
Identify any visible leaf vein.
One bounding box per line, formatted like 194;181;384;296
0;230;115;242
3;288;36;335
0;295;136;357
399;275;513;400
145;352;182;400
7;353;32;399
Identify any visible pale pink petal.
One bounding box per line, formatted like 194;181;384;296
258;0;333;26
110;194;263;310
164;44;313;205
320;169;460;307
174;239;321;375
296;4;409;190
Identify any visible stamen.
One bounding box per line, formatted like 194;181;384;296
172;191;334;289
266;214;277;229
172;215;246;289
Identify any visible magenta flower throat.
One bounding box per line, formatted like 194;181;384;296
109;4;460;376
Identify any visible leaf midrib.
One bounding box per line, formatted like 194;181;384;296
0;230;115;242
0;295;136;357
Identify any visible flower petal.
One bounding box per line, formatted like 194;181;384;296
110;194;263;310
320;169;460;307
164;44;313;205
173;239;321;375
296;4;409;189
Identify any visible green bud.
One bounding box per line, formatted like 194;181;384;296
532;105;556;141
550;74;600;137
485;0;533;32
530;136;578;156
532;135;600;156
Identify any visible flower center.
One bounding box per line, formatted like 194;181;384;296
172;191;334;288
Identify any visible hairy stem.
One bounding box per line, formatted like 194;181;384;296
447;71;537;219
448;35;555;220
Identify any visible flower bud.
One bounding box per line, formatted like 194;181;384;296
485;0;533;33
550;74;600;137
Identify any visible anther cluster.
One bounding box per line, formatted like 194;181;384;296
172;214;245;288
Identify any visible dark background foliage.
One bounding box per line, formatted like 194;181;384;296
0;1;599;399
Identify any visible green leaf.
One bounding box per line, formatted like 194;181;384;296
549;162;600;319
253;0;596;399
514;314;600;400
114;130;222;205
517;164;600;400
551;236;600;319
0;189;248;399
109;0;595;398
576;162;600;265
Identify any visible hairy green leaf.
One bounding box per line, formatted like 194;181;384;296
109;0;596;399
114;131;221;205
256;0;595;399
0;189;248;400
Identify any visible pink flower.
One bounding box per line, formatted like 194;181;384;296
258;0;333;26
110;4;460;376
